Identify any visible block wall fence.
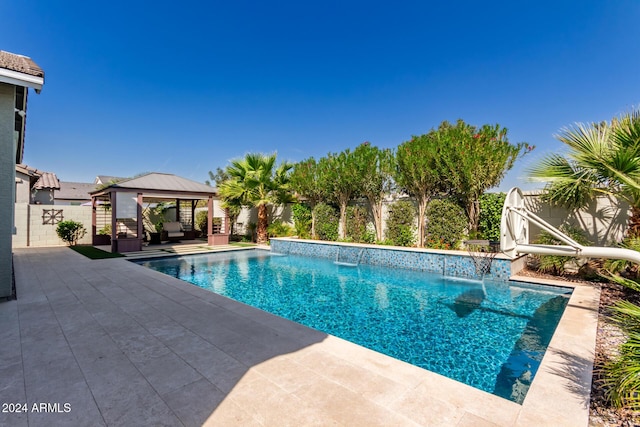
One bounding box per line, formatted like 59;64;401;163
13;204;93;248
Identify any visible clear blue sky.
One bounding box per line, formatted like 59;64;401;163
2;1;639;191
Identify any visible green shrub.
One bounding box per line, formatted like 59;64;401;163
314;202;339;241
478;192;506;241
292;203;312;238
345;205;374;243
267;220;296;237
195;210;208;234
97;224;111;235
532;225;590;275
598;293;640;410
385;200;416;247
56;220;87;246
604;236;640;279
425;199;467;249
195;211;222;235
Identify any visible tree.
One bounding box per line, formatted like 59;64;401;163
432;120;530;233
218;153;293;244
321;150;362;240
528;109;640;237
351;142;395;241
395;134;446;247
205;167;230;187
289;157;327;238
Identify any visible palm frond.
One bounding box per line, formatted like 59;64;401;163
602;330;640;410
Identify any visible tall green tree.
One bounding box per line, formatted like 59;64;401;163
351;142;395;241
528;109;640;237
289;157;327;238
218;153;293;244
433;120;530;233
395;134;446;247
321;150;362;240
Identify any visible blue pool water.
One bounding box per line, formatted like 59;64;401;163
134;249;571;403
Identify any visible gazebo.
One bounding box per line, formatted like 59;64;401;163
89;172;229;252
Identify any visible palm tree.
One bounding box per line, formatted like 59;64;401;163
528;109;640;237
218;153;293;244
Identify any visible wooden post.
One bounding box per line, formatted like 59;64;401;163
176;198;181;223
137;193;143;240
207;196;213;245
91;196;97;244
191;200;195;232
110;191;117;253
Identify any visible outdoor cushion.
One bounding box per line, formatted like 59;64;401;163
163;222;184;238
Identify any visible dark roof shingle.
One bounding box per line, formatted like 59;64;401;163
56;182;98;201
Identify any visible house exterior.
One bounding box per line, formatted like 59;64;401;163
15;164;60;204
55;181;96;205
1;51;44;299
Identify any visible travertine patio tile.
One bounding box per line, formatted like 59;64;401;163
457;412;502;427
163;332;249;393
3;248;596;426
204;398;262;426
390;384;463;426
161;378;226;426
136;351;204;395
293;348;409;407
294;375;420;426
251;355;323;394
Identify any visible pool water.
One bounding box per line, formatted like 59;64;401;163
135;249;571;403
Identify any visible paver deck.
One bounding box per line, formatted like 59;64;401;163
1;247;598;426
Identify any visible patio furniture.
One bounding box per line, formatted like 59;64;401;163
163;222;184;242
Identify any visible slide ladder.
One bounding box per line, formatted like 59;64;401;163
500;188;640;264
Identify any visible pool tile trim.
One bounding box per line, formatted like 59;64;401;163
271;238;521;281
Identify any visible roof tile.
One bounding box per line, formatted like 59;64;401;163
0;51;44;77
33;172;60;190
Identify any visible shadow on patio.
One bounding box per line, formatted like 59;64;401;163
2;247;328;426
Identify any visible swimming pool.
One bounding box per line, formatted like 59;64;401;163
134;249;571;403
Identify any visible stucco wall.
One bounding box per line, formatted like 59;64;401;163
13;204;93;248
15;170;31;203
523;192;629;245
0;83;16;297
32;188;54;205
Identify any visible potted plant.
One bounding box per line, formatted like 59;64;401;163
149;221;163;244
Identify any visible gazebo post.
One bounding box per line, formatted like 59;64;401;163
110;190;117;253
207;195;213;245
191;200;195;233
176;198;181;223
91;196;97;245
137;193;143;241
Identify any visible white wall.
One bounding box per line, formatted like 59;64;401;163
523;191;629;245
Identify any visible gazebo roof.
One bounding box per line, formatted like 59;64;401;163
90;172;217;198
